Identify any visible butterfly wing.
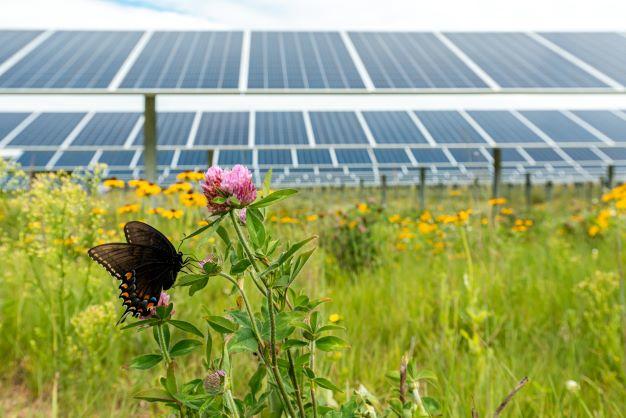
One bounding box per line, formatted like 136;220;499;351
88;243;180;322
124;221;177;256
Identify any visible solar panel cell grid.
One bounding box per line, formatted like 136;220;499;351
414;111;485;144
444;32;608;88
54;151;95;167
561;147;602;161
334;148;371;164
195;112;248;146
7;113;85;147
97;150;136;167
177;150;211;167
0;31;42;64
489;148;527;163
134;113;194;146
296;149;332;165
218;150;253;166
255;112;308;145
121;31;242;89
467;111;544;143
598;147;626;161
410;148;450;164
71;113;140;147
448;148;488;163
520;111;600;143
136;150;175;167
540;32;626;86
0;31;142;88
362;111;427;144
309;112;367;145
348;32;487;89
572;111;626;142
248;32;364;89
16;151;55;168
524;148;564;162
373;148;411;164
258;149;292;165
0;113;29;141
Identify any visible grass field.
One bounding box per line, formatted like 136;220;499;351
0;163;625;417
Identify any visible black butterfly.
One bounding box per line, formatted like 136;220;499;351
88;221;186;323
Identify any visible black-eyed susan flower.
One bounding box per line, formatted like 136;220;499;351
103;177;125;189
117;203;140;214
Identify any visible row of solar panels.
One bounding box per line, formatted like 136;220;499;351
1;110;626;150
0;31;625;91
10;145;626;170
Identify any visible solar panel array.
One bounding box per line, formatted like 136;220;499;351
0;30;625;91
3;109;626;185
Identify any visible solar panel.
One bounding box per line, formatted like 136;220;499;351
218;150;252;166
560;147;602;161
71;113;140;147
410;148;450;164
334;148;371;164
194;112;248;146
373;148;411;164
136;150;175;167
444;33;608;88
54;151;95;167
121;31;242;89
467;111;544;143
134;112;194;146
540;33;626;86
448;148;488;163
309;112;367;145
348;32;486;89
98;150;136;167
597;147;626;161
524;148;564;162
255;112;308;145
0;31;142;88
7;113;85;147
414;111;486;144
258;149;292;165
0;31;42;64
177;150;211;167
520;111;600;143
489;148;527;163
296;149;332;165
572;111;626;142
362;111;427;144
248;32;364;89
16;151;55;168
0;113;29;141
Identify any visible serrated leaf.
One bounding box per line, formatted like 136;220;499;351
170;339;202;357
315;336;349;352
207;315;239;334
169;320;204;338
130;354;162;370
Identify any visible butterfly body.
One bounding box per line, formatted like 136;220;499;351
88;221;184;323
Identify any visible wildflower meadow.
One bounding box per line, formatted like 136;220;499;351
0;158;625;417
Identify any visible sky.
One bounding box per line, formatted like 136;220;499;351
1;0;626;30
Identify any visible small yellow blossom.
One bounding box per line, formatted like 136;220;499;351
102;177;125;189
160;209;184;220
91;207;106;215
500;207;514;216
357;203;369;214
280;216;299;224
329;313;341;323
306;214;319;222
388;214;401;223
117;203;140;214
488;197;507;206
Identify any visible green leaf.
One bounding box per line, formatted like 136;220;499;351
246;207;266;248
422;397;442;415
189;276;209;296
278;236;316;265
169;320;204;338
315;336;350;352
130;354;162;370
205;328;213;365
228;327;259;353
175;274;207;287
317;324;345;333
313;377;343;392
282;339;309;350
165;362;177;395
216;225;231;247
207;315;239;334
133;388;175;403
182;215;223;242
262;169;272;196
121;318;157;330
230;258;251;275
250;189;298;209
170;339;202;357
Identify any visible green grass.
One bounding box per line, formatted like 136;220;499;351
0;175;625;417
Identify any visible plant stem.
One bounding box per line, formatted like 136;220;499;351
224;387;240;418
267;287;297;418
309;339;318;418
230;210;260;272
287;349;307;418
156;323;171;365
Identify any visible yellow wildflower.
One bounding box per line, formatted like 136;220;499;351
280;216;299;224
388;214;401;223
102;177;125;189
164;182;193;195
117;203;140;214
329;313;341;323
588;225;600;237
500;207;514;216
91;207;106;215
488;197;507;206
357;203;369;214
306;214;319;222
160;209;184;220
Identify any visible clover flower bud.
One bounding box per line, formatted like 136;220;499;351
204;370;226;395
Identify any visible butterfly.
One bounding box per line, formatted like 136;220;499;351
88;221;186;324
